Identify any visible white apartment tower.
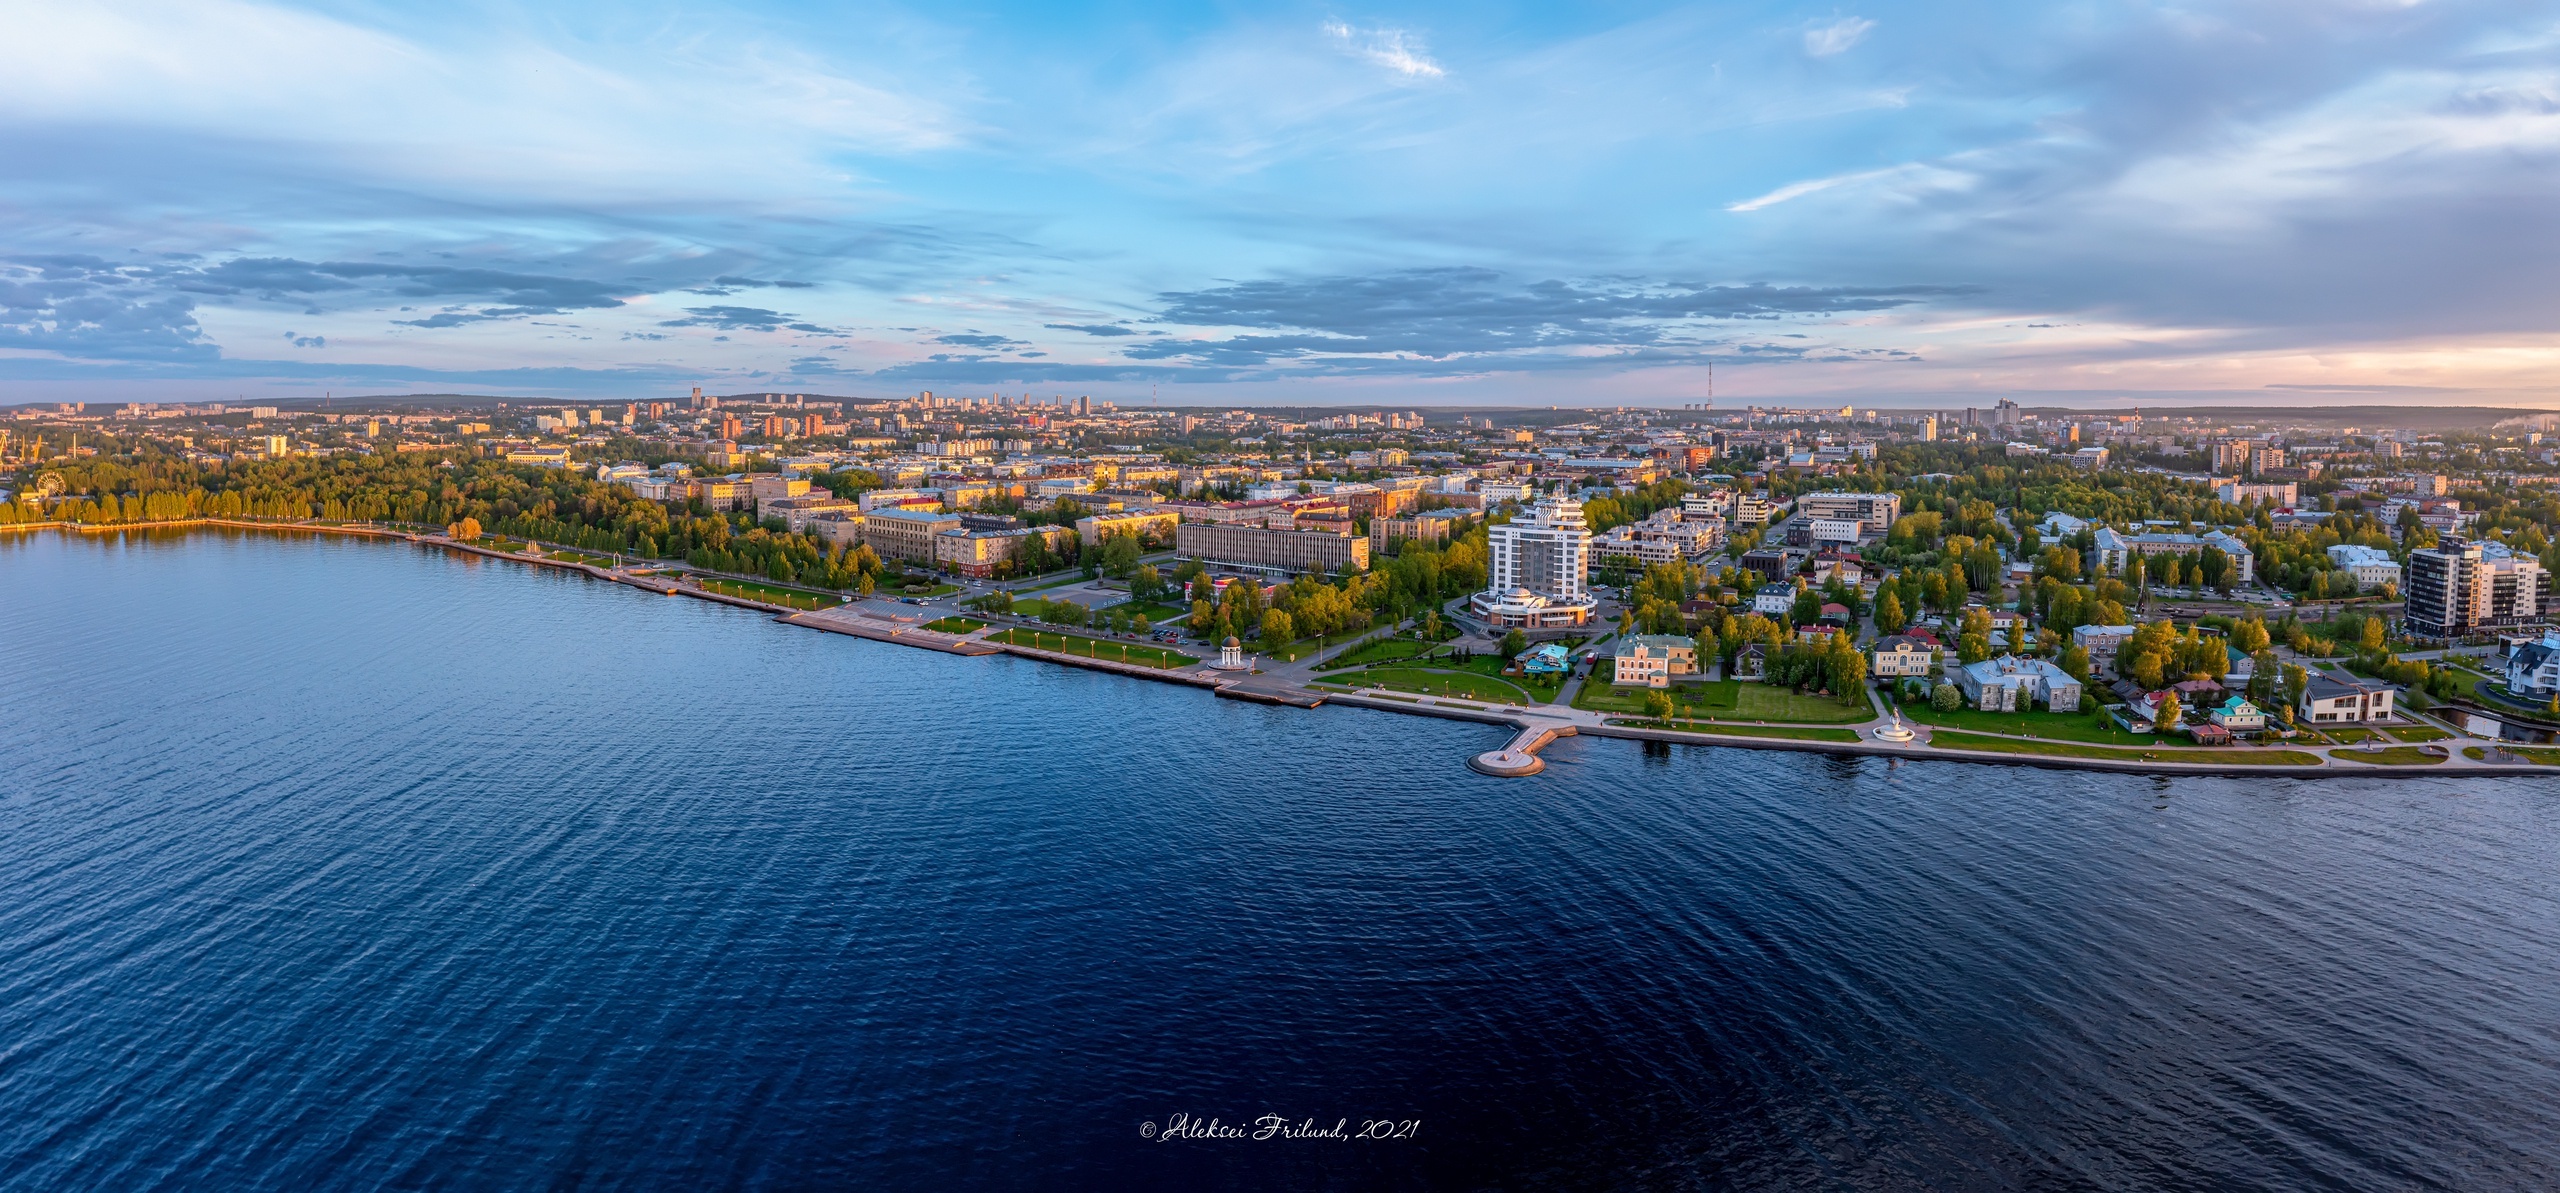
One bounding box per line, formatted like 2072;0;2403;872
1471;494;1599;629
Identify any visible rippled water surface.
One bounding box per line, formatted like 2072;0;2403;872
4;530;2558;1190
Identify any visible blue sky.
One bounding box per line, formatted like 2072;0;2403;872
3;0;2558;407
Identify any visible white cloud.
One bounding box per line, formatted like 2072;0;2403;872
1803;17;1875;57
1323;20;1448;80
0;0;964;204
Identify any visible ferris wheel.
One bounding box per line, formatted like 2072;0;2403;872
33;472;66;500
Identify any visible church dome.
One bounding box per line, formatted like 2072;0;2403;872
1224;635;1241;648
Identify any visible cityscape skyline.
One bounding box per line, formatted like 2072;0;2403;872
4;1;2559;407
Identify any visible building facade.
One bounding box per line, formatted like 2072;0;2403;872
859;507;963;563
1471;494;1598;628
1611;635;1698;688
1175;522;1370;578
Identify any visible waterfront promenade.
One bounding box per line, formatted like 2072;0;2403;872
16;519;2547;779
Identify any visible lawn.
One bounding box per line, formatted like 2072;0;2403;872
1692;679;1873;724
544;548;624;567
988;627;1199;668
921;616;987;635
1316;636;1441;671
1340;666;1540;705
2381;725;2452;743
1264;629;1389;664
2330;745;2447;766
2463;745;2560;765
2325;726;2380;744
1926;731;2322;766
1896;701;2165;746
695;576;846;610
1114;601;1189;626
1610;720;1863;743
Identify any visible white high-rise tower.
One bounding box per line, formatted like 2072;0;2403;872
1470;494;1599;629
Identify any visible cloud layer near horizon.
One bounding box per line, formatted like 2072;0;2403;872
3;0;2559;405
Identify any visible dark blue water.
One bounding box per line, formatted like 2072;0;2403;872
4;531;2557;1189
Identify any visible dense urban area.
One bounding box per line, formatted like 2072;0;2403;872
9;389;2560;772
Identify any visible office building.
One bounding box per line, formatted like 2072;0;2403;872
1176;522;1369;578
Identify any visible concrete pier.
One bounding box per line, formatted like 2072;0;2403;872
1469;722;1576;777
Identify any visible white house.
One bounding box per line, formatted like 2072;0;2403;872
2508;632;2560;699
1752;584;1796;615
2300;669;2399;723
1958;655;2082;712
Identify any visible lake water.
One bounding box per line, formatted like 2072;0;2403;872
4;530;2557;1189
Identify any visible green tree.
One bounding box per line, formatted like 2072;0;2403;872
2059;644;2091;683
1643;690;1675;720
1930;682;1962;711
1827;637;1869;704
1874;589;1906;635
1099;532;1142;578
1791;588;1825;627
1500;628;1528;659
1259;608;1295;646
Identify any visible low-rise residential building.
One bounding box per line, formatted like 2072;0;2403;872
2326;544;2403;590
1733;643;1769;681
1752;584;1795;615
1872;634;1934;678
1371;508;1469;555
2507;631;2560;698
2092;527;2257;584
2210;695;2268;733
2300;668;2399;723
2071;624;2139;679
935;525;1075;578
1957;655;2083;712
760;494;858;533
1611;635;1698;688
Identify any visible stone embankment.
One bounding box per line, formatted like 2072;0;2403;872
17;520;2552;780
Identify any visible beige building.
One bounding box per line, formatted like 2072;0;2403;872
1371;508;1469;555
860;507;962;562
1076;509;1180;546
1176;522;1370;577
935;525;1075;578
749;475;811;506
1612;635;1698;688
760;495;858;533
1871;635;1935;678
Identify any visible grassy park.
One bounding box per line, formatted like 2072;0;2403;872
989;628;1198;668
1926;731;2320;766
1341;666;1542;705
1315;636;1442;671
1613;720;1863;743
921;616;987;635
1895;701;2167;746
2330;745;2447;766
2463;745;2560;764
695;576;846;610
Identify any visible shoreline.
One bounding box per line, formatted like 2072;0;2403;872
14;519;2549;779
